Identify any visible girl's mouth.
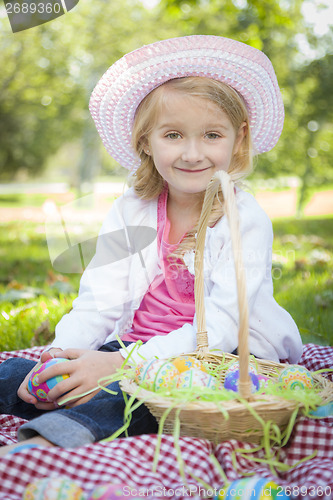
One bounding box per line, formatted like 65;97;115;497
176;167;211;173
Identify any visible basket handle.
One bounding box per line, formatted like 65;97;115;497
194;171;252;399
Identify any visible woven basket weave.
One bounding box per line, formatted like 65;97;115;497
121;171;333;444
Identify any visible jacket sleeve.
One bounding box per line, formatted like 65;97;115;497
121;194;302;365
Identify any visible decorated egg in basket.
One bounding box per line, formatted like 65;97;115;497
176;368;221;390
257;374;270;389
224;369;259;393
214;476;289;499
23;477;85;500
28;358;70;402
278;365;314;391
225;360;258;377
172;355;207;373
134;358;179;392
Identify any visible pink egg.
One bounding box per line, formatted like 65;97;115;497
28;358;69;401
257;374;270;389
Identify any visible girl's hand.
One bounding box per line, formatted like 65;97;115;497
35;349;126;408
17;348;63;410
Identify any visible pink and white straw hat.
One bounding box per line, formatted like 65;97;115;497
89;35;284;171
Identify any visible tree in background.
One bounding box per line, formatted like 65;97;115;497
0;0;332;213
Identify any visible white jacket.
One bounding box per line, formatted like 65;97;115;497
52;187;303;364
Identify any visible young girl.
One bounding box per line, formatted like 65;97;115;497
0;35;302;454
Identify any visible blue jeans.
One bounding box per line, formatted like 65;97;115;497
0;341;158;447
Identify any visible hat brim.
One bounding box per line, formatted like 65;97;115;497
89;35;284;171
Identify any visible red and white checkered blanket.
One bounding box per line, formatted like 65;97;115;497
0;344;332;500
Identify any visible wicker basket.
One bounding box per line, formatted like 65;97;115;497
120;171;333;444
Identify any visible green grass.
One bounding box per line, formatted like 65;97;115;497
0;222;80;351
0;194;51;208
272;216;333;346
0;217;332;351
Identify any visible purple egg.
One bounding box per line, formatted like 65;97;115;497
224;369;259;393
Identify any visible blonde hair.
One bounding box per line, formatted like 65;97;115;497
130;77;253;262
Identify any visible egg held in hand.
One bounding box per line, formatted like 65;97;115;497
28;358;70;402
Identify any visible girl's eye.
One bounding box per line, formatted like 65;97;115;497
166;132;181;140
205;132;221;140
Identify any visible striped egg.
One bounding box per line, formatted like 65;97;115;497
134;358;179;392
23;477;84;500
176;368;221;390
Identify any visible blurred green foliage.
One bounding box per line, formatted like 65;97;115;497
0;217;332;351
0;0;332;210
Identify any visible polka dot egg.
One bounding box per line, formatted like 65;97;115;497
214;476;289;499
28;358;69;402
88;483;141;499
23;477;85;500
172;355;207;373
134;358;179;392
176;368;221;390
257;375;270;389
278;365;314;391
224;369;259;393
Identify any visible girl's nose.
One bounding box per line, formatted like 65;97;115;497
181;139;204;163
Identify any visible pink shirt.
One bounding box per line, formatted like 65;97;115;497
122;188;195;343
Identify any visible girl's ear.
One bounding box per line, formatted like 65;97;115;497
142;140;151;156
233;121;247;155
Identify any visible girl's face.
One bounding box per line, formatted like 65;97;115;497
146;88;246;202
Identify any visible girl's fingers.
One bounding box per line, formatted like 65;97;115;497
35;401;60;411
54;348;84;360
45;373;79;402
35;359;73;384
40;348;63;363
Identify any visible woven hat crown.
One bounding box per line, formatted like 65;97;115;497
89;35;284;170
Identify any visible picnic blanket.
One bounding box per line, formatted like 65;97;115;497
0;344;332;500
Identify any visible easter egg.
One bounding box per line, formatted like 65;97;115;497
257;375;270;389
28;358;70;402
176;368;221;390
23;477;85;500
224;369;259;393
278;365;314;391
88;483;141;499
172;355;207;373
225;360;257;377
134;358;179;392
214;476;289;499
